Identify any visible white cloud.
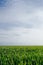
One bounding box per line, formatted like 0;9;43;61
0;2;43;29
0;0;43;45
0;27;43;45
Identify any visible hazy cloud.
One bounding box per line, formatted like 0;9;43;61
0;0;43;45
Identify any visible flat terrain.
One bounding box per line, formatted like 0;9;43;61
0;46;43;65
0;46;43;49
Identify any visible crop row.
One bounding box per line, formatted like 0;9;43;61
0;48;43;65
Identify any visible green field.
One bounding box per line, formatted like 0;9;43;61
0;46;43;65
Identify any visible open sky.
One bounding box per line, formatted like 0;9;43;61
0;0;43;45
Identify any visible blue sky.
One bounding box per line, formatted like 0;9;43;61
0;0;43;45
